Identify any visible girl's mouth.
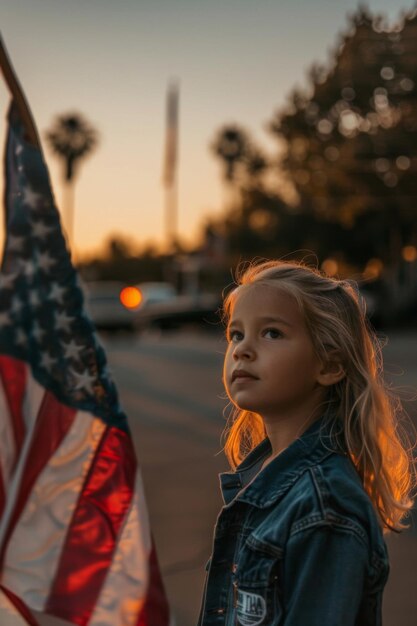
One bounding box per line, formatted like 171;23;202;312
232;369;258;382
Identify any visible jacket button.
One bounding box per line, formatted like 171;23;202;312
217;608;225;614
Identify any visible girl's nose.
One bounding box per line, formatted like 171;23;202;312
232;339;255;360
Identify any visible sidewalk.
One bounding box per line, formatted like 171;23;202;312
384;530;417;626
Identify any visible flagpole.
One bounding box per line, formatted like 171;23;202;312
0;34;40;148
163;80;179;252
0;34;76;259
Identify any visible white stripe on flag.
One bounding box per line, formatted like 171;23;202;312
0;587;35;626
22;368;45;431
0;375;17;492
0;371;44;548
89;470;152;626
2;411;106;610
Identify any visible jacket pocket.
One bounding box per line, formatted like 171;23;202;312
231;537;283;626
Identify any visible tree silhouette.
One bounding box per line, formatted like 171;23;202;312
211;125;249;183
269;7;417;265
46;112;98;249
211;125;268;185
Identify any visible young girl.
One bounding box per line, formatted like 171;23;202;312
197;260;415;626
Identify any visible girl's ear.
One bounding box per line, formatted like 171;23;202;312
317;352;345;387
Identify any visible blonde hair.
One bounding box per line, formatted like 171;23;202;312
222;259;416;532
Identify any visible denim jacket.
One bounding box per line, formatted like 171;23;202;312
197;417;389;626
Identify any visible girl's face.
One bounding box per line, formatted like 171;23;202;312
223;284;326;425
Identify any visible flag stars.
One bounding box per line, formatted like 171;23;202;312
40;352;58;371
63;339;82;361
31;220;54;240
29;291;41;308
37;251;56;273
0;311;12;327
22;185;42;209
49;283;66;304
7;234;25;252
15;328;27;347
31;321;45;343
0;273;17;291
72;369;96;394
11;296;24;315
21;260;37;280
55;311;74;333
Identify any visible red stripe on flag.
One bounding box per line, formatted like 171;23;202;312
46;426;137;626
0;470;5;519
0;584;40;625
0;355;27;458
136;541;170;626
0;390;76;567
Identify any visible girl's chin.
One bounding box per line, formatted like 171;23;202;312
232;400;259;413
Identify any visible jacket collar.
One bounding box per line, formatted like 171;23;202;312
220;415;346;508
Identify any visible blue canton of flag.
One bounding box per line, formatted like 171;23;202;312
0;104;126;429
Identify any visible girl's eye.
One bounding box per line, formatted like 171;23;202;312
263;328;282;339
228;330;242;343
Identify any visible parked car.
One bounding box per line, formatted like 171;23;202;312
83;281;178;332
134;281;177;307
134;292;222;331
83;281;139;331
84;280;221;333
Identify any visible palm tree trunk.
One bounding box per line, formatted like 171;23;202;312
165;177;178;252
63;180;75;255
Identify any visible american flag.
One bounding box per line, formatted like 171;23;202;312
0;584;40;625
0;100;170;625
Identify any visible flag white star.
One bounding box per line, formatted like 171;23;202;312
49;283;66;304
0;273;17;290
32;321;45;342
72;369;96;394
22;185;41;209
0;311;11;327
21;260;36;279
55;311;74;333
38;251;56;273
31;220;54;239
29;291;41;307
7;235;25;252
11;296;23;314
63;339;82;360
15;328;27;346
40;352;57;371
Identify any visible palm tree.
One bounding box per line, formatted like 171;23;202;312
211;125;248;183
211;125;269;216
46;112;98;249
211;125;250;213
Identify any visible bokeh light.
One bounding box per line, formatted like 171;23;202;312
120;287;142;309
402;245;417;262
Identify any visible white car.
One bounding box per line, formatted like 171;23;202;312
134;282;177;307
83;281;177;331
83;281;139;331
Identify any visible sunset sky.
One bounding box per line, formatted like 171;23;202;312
0;0;415;258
